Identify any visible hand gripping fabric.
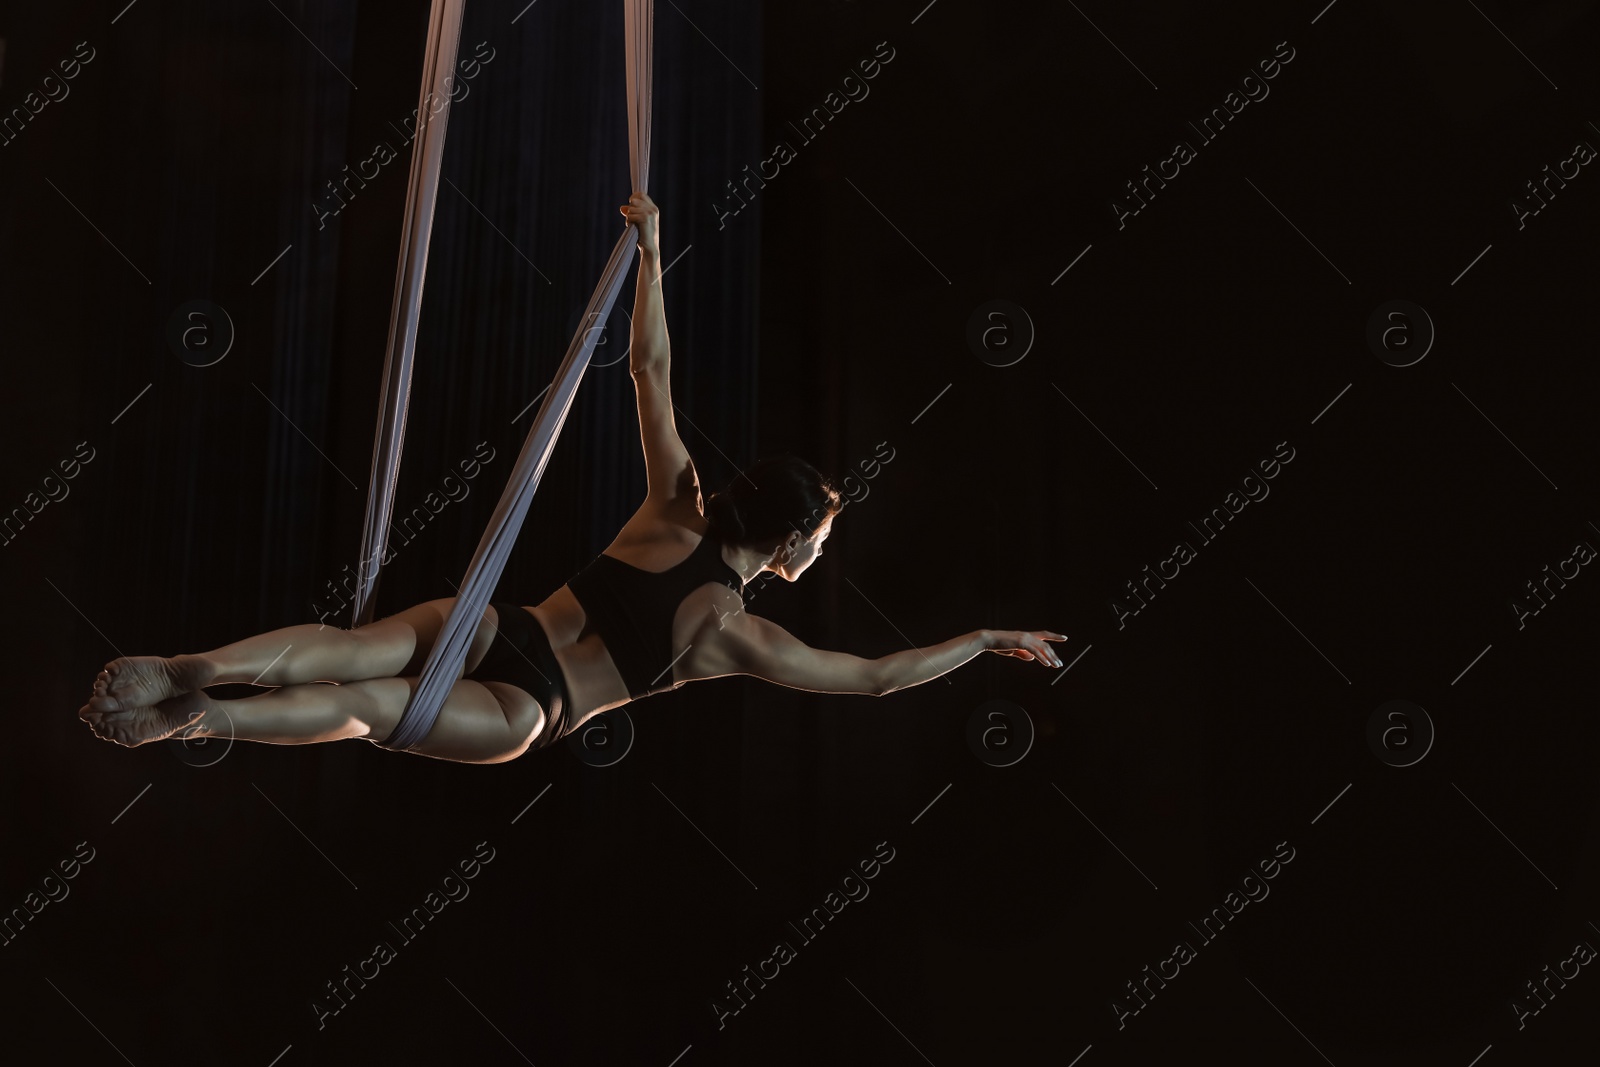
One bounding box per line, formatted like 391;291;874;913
376;0;656;751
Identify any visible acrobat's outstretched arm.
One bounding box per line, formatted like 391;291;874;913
620;193;697;509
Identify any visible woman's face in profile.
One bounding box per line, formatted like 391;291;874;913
781;515;834;580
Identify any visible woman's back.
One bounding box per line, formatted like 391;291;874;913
566;520;747;699
526;508;753;728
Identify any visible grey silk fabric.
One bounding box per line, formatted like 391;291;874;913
379;0;655;751
351;0;469;630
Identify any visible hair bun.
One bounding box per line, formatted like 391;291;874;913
706;492;746;541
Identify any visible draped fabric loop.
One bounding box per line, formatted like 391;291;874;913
356;0;656;751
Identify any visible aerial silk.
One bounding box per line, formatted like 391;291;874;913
355;0;655;750
351;0;468;628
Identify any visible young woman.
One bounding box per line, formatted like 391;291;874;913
80;193;1066;763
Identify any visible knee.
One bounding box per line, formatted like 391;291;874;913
349;678;407;740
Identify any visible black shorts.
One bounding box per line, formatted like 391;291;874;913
465;601;573;751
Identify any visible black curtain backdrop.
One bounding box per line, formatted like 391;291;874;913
4;1;1600;1065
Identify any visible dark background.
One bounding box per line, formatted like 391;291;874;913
2;0;1598;1063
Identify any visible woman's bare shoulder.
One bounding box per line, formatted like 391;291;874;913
604;496;712;567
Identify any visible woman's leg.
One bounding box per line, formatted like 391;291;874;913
81;673;548;765
90;599;498;712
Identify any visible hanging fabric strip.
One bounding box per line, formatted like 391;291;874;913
382;0;655;751
350;0;470;628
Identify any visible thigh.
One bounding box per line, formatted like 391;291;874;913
354;598;501;680
386;677;546;764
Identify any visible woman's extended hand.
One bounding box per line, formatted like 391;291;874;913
619;192;660;257
985;629;1068;668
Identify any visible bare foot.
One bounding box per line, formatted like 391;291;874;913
90;654;215;713
78;689;215;749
